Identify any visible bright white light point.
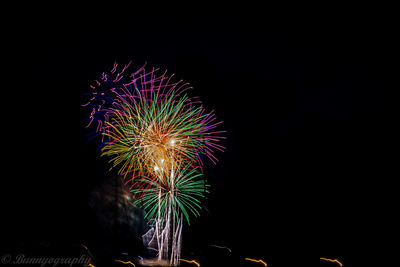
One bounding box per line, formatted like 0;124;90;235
170;139;175;146
161;158;165;163
154;166;159;171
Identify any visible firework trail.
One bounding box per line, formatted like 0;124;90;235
83;61;225;265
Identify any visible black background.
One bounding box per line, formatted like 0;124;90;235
1;7;395;267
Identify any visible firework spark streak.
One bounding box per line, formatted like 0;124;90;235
320;257;343;266
179;259;200;266
83;62;225;266
209;244;232;253
115;260;136;266
245;258;268;266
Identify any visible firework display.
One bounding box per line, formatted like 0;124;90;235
83;61;225;265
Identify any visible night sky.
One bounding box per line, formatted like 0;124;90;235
2;10;395;267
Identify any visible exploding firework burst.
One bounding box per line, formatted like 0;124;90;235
130;165;209;226
100;84;224;180
83;61;225;265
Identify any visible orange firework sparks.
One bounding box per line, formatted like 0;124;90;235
245;258;268;266
179;258;200;266
114;259;136;266
320;257;343;266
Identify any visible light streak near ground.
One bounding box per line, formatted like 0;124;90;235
179;259;200;266
320;257;343;266
209;244;232;253
245;258;268;266
114;259;136;266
